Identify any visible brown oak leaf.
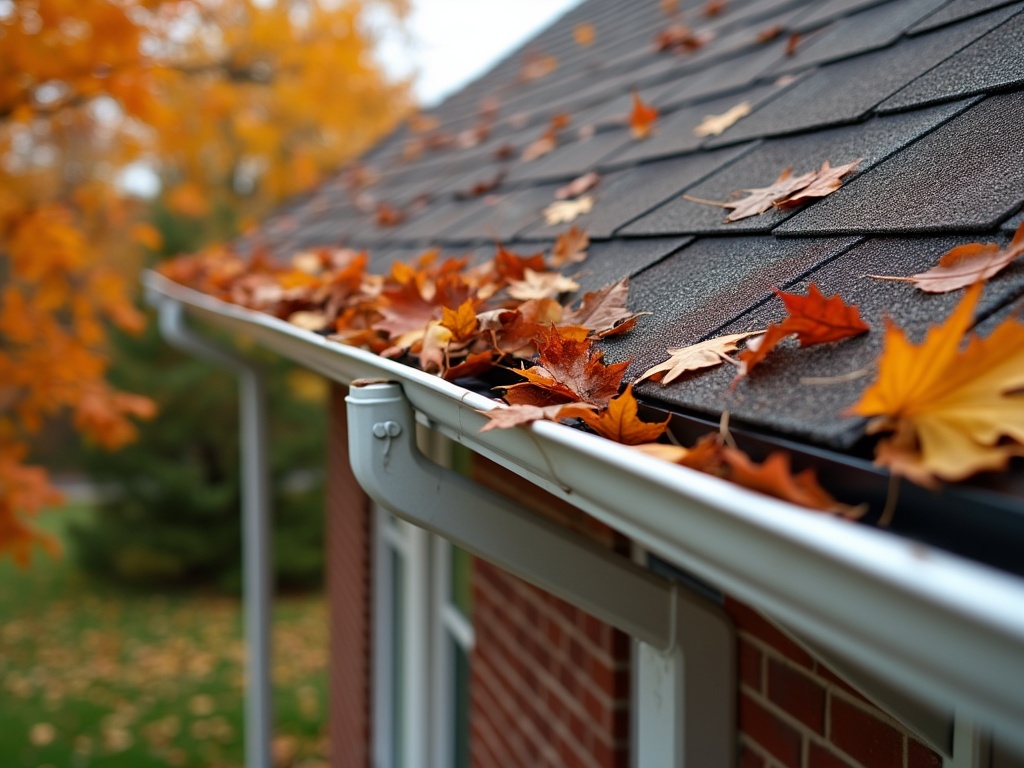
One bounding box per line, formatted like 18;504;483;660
479;401;596;432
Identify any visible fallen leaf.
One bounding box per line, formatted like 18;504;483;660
721;448;848;513
288;310;329;331
693;101;751;137
756;24;783;42
629;91;659;139
375;201;404;227
440;301;479;343
785;32;801;56
850;282;1024;484
522;130;557;162
689;167;815;221
507;268;580;301
555;172;600;200
774;159;862;209
573;23;596;46
456;170;505;199
704;0;727;16
478;402;595;432
639;331;763;385
550;227;590;266
563;278;642;336
575;384;669;445
684;159;860;222
654;24;711;53
503;328;628;407
734;284;868;382
774;283;871;346
519;50;559;82
868;220;1024;294
733;325;791;382
543;195;593;225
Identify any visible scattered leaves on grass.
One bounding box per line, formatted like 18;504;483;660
735;283;869;382
694;101;751;137
685;159;862;222
850;282;1024;485
868;220;1024;294
639;331;763;385
629;91;660;139
544;195;593;225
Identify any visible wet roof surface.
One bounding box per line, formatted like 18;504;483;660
236;0;1024;460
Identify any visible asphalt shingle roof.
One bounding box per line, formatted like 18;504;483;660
239;0;1024;492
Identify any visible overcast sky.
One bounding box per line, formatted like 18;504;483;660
377;0;584;107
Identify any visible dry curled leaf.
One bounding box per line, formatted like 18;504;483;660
694;102;751;137
685;159;861;222
575;384;669;445
562;278;643;337
850;282;1024;485
629;91;659;139
868;220;1024;294
639;331;763;385
544;196;593;225
478;402;594;432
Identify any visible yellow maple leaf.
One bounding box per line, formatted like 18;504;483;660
851;283;1024;484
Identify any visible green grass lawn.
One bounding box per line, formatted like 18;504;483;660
0;505;329;768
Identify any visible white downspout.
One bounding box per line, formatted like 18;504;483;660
346;380;736;767
152;297;273;768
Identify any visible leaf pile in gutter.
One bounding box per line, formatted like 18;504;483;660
159;220;1024;514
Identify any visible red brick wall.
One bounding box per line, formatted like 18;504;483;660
728;597;943;768
326;384;372;768
469;455;631;768
470;559;631;768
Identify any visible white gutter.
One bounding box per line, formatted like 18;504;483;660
143;270;1024;757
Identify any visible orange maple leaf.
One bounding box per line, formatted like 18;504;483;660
574;384;669;445
850;282;1024;485
629;92;659;139
735;284;868;382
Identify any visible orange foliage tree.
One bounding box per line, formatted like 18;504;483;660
0;0;411;564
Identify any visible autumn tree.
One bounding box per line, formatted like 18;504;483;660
0;0;411;564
